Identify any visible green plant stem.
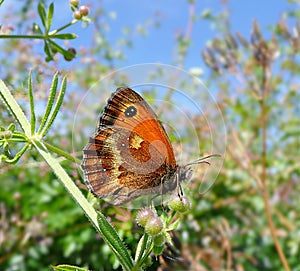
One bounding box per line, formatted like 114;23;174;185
260;73;290;271
0;19;77;40
49;20;78;35
0;34;47;39
32;139;99;230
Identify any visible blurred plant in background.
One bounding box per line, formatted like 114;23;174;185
0;0;299;271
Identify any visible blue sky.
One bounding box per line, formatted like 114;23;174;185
91;0;291;69
0;0;294;72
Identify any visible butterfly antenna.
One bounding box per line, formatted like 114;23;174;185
185;154;221;167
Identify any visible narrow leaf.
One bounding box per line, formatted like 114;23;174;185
51;264;90;271
48;40;74;59
43;141;81;164
47;2;54;32
4;137;27;143
97;212;134;271
167;218;180;231
136;240;154;269
0;80;31;136
135;233;149;262
37;73;58;135
28;72;36;135
32;22;43;35
7;123;16;132
38;2;47;28
44;41;53;61
12;131;27;139
1;143;29;164
52;33;77;40
40;76;67;138
48;40;67;55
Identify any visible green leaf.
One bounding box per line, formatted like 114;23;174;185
48;40;74;59
281;127;300;140
51;264;90;271
40;76;67;138
0;80;31;136
37;73;58;135
167;218;180;231
48;41;66;54
153;244;164;256
97;212;134;271
7;123;16;132
44;142;81;164
135;234;149;262
1;143;29;164
51;33;77;40
47;2;54;32
11;131;28;140
32;22;43;34
0;154;7;163
28;72;36;135
134;235;154;270
38;2;47;29
164;232;172;244
44;41;53;61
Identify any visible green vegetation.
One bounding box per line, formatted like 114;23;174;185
0;1;299;270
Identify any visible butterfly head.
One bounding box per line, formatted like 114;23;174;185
177;165;193;184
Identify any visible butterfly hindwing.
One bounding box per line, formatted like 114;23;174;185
82;87;178;204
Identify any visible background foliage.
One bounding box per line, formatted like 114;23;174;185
0;0;299;270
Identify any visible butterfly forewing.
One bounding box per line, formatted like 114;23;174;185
82;87;178;204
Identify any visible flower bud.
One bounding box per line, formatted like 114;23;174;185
145;217;163;236
1;130;12;139
168;195;191;213
79;5;89;16
70;0;79;7
136;208;155;227
73;10;82;20
64;47;77;61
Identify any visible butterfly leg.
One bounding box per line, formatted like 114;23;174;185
175;172;184;201
160;176;165;209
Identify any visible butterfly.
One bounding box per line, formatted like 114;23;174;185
81;87;214;205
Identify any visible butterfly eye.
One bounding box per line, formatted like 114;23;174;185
124;105;137;117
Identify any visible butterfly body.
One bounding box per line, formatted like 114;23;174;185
82;87;191;205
